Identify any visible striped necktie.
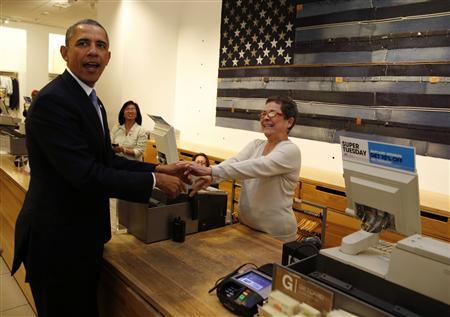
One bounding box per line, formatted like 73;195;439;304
89;89;104;134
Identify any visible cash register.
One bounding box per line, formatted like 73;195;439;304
320;137;449;306
117;187;227;243
287;137;450;316
118;115;228;242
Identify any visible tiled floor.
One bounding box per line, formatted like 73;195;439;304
0;257;35;317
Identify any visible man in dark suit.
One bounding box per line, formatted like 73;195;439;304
12;19;187;317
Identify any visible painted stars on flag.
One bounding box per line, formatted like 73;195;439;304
219;0;296;68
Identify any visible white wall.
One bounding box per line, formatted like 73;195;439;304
0;26;26;73
0;25;27;116
97;1;181;132
96;2;126;127
0;22;65;116
98;1;449;196
48;33;66;74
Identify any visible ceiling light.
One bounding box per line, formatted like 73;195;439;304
53;1;72;9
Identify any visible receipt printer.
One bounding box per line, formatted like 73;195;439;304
117;188;227;243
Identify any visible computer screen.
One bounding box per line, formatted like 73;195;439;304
341;137;421;237
236;271;271;292
148;115;179;164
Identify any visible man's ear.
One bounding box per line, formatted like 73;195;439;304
60;45;68;62
105;51;111;66
287;117;295;130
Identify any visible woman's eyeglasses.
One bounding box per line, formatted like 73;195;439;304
259;110;284;119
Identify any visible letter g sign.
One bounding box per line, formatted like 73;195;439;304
282;274;293;291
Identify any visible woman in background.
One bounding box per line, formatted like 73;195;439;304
192;153;210;167
193;152;221;189
111;100;148;161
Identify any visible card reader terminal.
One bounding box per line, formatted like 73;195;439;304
217;269;272;317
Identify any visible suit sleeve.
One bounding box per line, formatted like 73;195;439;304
27;94;155;202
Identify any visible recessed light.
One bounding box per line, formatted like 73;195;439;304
53;1;72;9
41;11;50;16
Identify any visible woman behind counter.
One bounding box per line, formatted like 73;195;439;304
186;96;301;242
193;152;210;167
111;100;148;161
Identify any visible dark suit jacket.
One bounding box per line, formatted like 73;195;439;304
12;70;155;283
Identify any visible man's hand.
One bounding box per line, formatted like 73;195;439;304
112;146;123;154
154;172;186;199
156;162;192;184
179;162;212;177
189;176;213;197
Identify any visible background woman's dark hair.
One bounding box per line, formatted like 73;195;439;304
265;96;298;133
192;153;210;167
118;100;142;125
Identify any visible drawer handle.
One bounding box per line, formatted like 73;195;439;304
316;185;346;197
420;211;448;223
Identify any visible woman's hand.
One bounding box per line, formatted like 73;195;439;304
113;146;134;156
184;162;212;177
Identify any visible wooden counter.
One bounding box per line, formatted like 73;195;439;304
1;148;449;315
100;225;282;317
0;155;34;311
0;154;283;316
0;155;30;189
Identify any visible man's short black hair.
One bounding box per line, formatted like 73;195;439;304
65;19;109;46
265;96;298;132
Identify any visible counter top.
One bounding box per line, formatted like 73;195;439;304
103;224;283;316
0;154;283;316
0;155;29;191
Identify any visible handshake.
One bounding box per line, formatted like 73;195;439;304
154;162;213;199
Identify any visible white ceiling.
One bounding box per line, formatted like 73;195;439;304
0;0;97;29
